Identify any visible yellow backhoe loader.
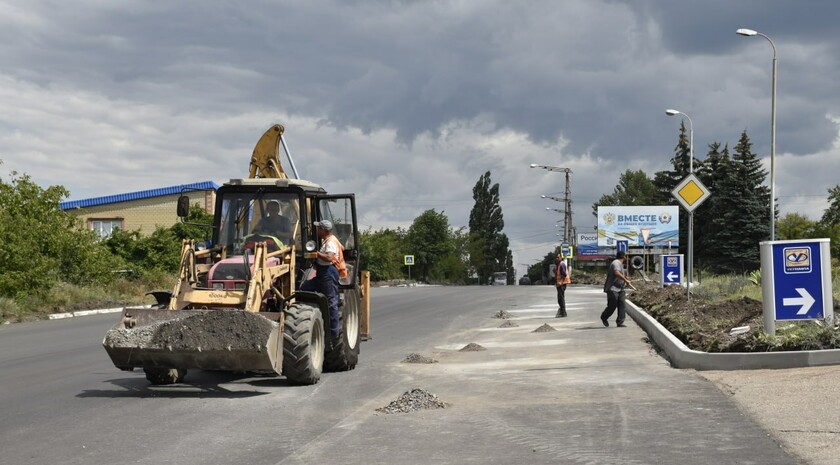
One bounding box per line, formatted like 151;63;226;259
103;124;370;385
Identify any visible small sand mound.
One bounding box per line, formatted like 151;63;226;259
492;310;512;319
376;388;448;414
498;320;519;328
401;353;438;364
532;323;557;333
459;342;486;352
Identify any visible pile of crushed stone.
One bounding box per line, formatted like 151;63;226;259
459;342;486;352
532;323;557;333
498;320;519;328
103;311;278;351
492;309;512;319
376;388;448;414
401;353;438;364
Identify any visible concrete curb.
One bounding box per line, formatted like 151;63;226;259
48;307;125;320
627;299;840;370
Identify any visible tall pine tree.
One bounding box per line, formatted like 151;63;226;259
468;171;511;284
693;142;730;270
712;130;771;272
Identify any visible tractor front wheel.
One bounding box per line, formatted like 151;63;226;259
282;303;324;385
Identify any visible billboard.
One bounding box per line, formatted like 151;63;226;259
576;233;600;256
597;206;679;248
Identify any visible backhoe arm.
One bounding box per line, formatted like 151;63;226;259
249;124;288;179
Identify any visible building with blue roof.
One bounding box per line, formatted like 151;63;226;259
61;181;219;237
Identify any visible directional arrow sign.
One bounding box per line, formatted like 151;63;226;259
783;288;816;315
762;239;833;325
660;254;683;287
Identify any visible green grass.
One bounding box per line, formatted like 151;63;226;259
1;271;176;323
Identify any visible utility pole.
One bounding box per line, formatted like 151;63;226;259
537;168;573;245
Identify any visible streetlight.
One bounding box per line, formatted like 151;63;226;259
737;27;777;240
665;108;694;299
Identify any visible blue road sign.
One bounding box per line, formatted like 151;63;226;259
616;240;628;254
561;246;571;258
660;254;683;286
760;239;832;322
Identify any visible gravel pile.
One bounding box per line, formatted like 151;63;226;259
532;323;557;333
376;388;448;414
402;353;438;364
498;320;519;328
459;342;486;352
492;309;512;319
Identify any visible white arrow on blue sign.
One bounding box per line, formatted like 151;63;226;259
760;239;833;326
660;254;683;287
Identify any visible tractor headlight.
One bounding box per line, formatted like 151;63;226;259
212;282;224;290
305;240;317;252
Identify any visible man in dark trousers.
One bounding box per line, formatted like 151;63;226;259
555;256;570;318
600;250;635;327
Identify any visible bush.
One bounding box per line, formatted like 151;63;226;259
0;169;120;301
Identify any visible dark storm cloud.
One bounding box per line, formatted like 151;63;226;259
2;0;839;270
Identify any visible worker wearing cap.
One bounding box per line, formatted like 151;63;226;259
600;250;635;327
301;220;343;340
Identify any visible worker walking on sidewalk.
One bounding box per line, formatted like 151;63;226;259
555;256;570;318
600;250;635;327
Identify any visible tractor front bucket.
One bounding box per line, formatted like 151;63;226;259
102;307;283;375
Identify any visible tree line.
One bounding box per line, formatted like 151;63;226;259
591;124;840;274
359;171;514;284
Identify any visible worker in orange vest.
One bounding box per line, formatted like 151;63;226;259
555;256;571;318
301;220;347;340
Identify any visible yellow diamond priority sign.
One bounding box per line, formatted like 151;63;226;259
671;173;711;212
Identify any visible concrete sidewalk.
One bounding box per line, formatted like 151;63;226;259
327;285;804;465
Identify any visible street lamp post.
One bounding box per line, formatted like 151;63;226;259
737;28;777;241
665;109;694;299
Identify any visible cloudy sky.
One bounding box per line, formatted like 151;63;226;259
2;0;839;274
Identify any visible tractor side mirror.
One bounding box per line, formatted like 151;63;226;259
176;195;191;218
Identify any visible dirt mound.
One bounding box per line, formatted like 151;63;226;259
402;353;438;364
630;283;764;352
376;388;448;414
492;309;511;319
532;323;556;333
459;342;487;352
498;320;519;328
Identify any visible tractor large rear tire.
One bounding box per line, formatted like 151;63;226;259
144;367;187;385
324;287;361;372
282;303;324;385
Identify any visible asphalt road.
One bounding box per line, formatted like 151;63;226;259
0;286;802;465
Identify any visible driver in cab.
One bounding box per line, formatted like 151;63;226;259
248;200;291;251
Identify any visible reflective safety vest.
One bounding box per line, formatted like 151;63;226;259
325;235;348;279
556;261;571;285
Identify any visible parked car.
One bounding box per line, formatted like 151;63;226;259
518;276;531;286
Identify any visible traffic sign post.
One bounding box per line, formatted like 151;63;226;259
672;173;712;301
660;254;684;287
759;239;833;336
616;240;628;255
404;255;415;280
